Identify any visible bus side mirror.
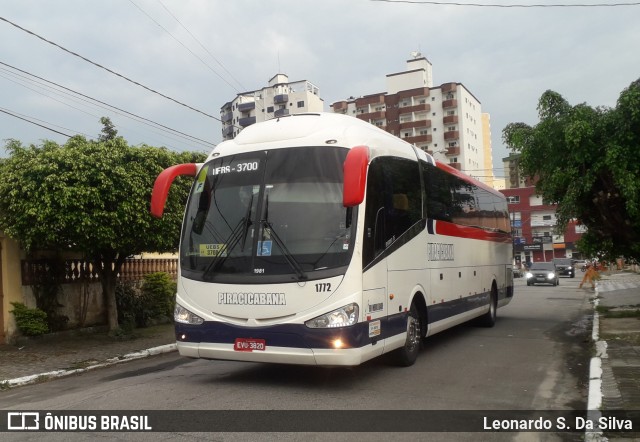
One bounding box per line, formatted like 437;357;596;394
150;163;199;218
343;145;369;207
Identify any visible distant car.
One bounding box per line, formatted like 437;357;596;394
526;262;559;286
552;258;575;278
572;259;588;272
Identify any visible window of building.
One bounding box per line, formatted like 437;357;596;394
297;101;304;108
267;106;274;113
507;196;520;204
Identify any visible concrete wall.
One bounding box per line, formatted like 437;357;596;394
1;233;24;343
20;282;105;330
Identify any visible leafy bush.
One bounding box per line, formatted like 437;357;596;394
115;272;176;328
140;272;176;321
10;302;49;336
115;281;139;332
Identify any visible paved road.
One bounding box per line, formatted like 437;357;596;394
1;276;593;441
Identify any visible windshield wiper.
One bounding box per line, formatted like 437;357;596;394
202;190;257;280
261;195;307;281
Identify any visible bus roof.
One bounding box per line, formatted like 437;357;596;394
211;113;414;160
211;112;500;198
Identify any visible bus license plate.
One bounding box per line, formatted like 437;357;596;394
234;338;266;352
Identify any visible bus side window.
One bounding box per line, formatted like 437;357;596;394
363;157;421;268
422;162;452;222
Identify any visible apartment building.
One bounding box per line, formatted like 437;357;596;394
220;73;323;140
500;153;584;265
330;55;494;185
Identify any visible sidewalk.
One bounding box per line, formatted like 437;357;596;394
0;323;176;388
593;270;640;413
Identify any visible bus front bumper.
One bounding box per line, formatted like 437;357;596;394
177;340;384;366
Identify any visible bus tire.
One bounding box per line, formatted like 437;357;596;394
390;302;421;367
476;287;497;328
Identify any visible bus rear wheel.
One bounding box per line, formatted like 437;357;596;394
476;287;497;328
391;302;421;366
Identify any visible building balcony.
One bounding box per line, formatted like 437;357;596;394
355;94;385;107
442;99;458;109
441;82;457;93
239;116;256;127
274;94;288;104
221;112;233;123
403;134;432;144
399;119;431;130
274;108;289;118
332;101;348;112
443;115;458;125
398;103;431;115
398;87;430;100
446;146;460;156
238;102;255;113
358;110;386;121
448;162;462;171
222;125;234;137
444;130;459;141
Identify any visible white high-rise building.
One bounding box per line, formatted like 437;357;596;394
331;55;494;185
220;73;323;140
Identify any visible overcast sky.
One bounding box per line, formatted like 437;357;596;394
1;0;639;178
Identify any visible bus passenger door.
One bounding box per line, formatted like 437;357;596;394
363;263;387;350
361;158;389;350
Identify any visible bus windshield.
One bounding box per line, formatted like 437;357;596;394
180;146;356;283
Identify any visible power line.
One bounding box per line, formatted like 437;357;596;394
0;15;221;122
158;0;246;92
128;0;244;93
0;60;216;149
0;107;75;138
371;0;640;7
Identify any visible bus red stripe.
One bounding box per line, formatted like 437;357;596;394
434;220;512;243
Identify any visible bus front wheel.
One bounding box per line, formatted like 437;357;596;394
391;302;421;366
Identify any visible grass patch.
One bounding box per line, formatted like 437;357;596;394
596;306;640;318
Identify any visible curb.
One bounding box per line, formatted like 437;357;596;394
1;343;177;389
586;283;606;441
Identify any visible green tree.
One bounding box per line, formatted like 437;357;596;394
502;79;640;260
99;116;118;142
0;126;205;330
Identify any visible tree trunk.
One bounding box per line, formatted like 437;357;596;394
97;254;126;331
101;265;118;331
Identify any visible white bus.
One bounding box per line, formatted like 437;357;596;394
151;113;513;367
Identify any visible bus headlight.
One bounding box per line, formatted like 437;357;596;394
174;304;204;325
305;303;359;329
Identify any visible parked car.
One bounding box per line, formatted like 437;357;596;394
552;258;575;278
526;262;559;286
